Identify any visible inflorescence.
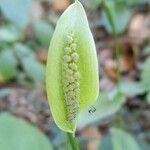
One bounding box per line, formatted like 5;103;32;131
62;33;80;123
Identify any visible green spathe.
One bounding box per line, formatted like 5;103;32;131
46;0;99;134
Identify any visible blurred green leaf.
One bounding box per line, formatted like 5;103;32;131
146;92;150;104
137;139;150;150
100;1;133;34
141;57;150;91
14;43;36;60
0;49;17;80
126;0;150;5
99;134;113;150
143;43;150;55
106;0;149;6
0;25;23;42
0;113;53;150
117;82;145;96
99;128;140;150
32;20;54;47
0;0;31;28
22;58;45;81
78;91;125;129
14;44;45;82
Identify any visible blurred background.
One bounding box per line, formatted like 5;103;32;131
0;0;150;149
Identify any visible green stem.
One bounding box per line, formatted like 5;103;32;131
67;133;79;150
113;32;121;90
103;0;121;91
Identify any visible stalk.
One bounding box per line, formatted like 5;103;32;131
103;0;121;91
67;133;79;150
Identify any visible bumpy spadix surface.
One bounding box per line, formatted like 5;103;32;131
46;0;99;133
62;33;81;123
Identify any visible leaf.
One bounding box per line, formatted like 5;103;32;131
141;57;150;91
0;49;18;80
32;20;54;47
14;43;36;60
22;58;45;81
0;0;31;28
118;82;145;96
126;0;150;5
77;91;125;129
100;1;133;34
137;139;150;150
99;128;140;150
146;92;150;104
0;113;53;150
46;0;99;133
99;134;113;150
14;44;45;82
0;25;23;42
142;43;150;55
